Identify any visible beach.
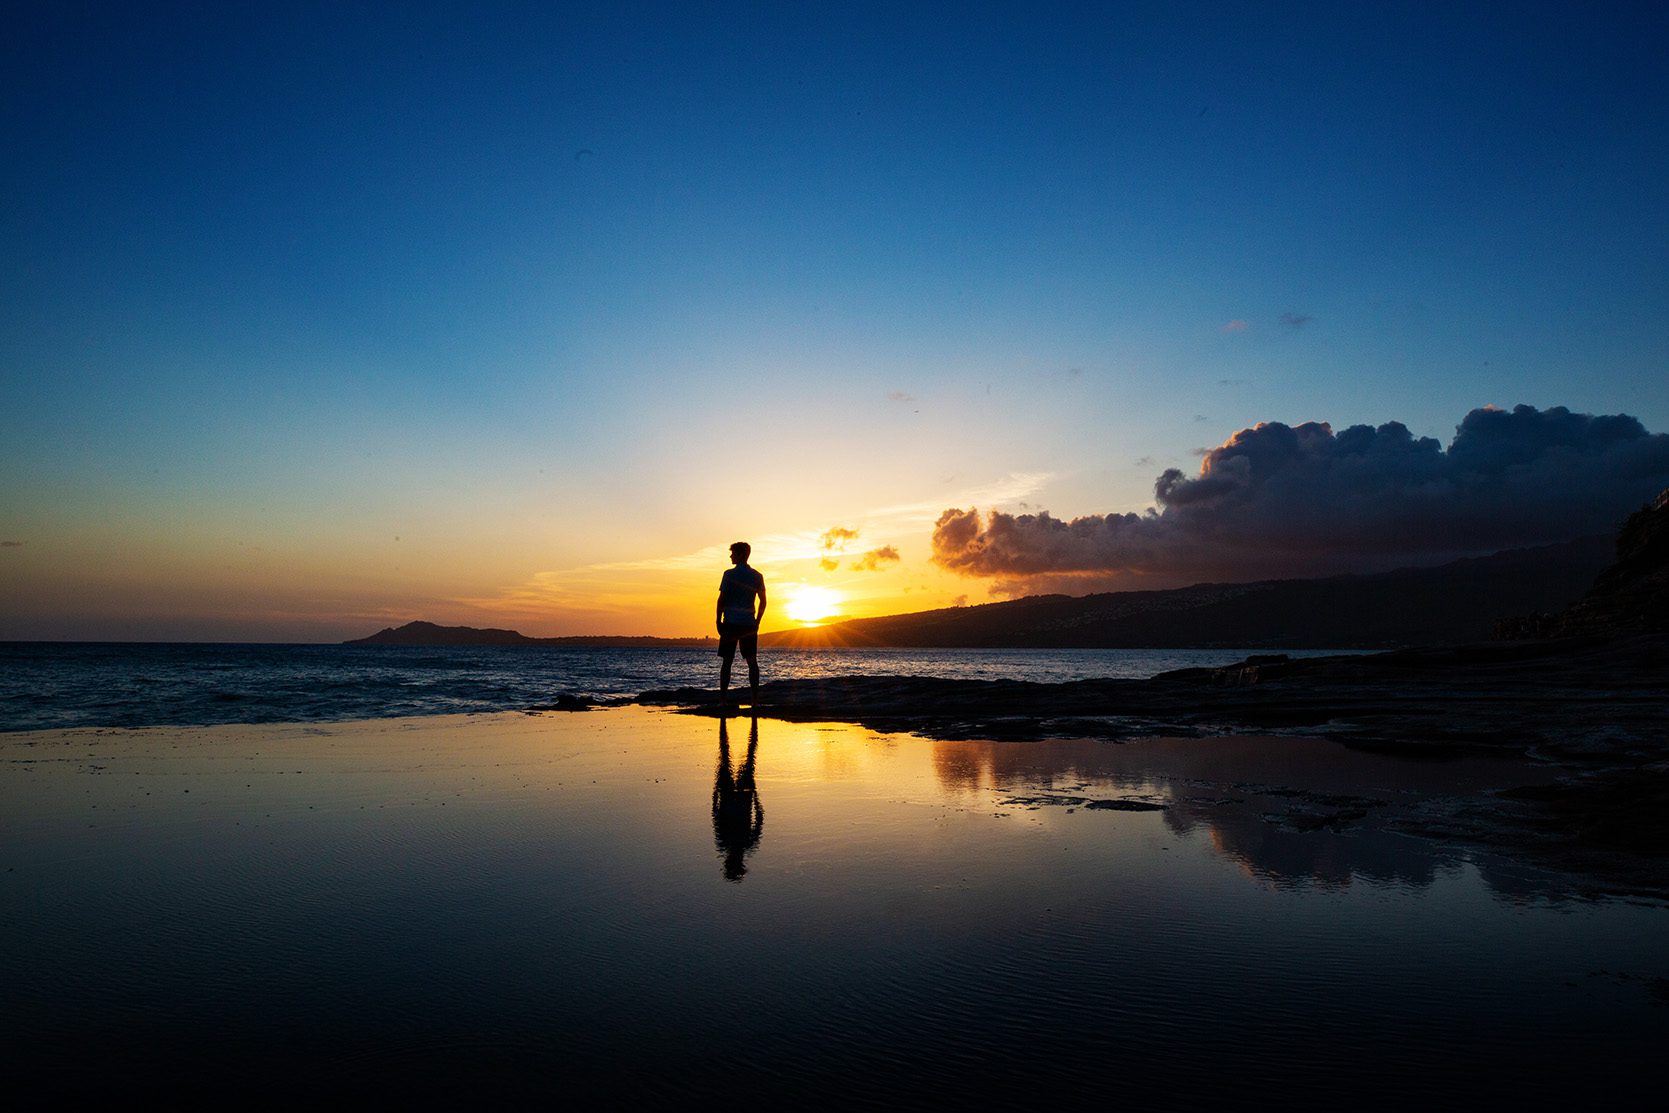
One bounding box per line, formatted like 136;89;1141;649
6;705;1665;1104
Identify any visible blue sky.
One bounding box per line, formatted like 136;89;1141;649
3;1;1667;639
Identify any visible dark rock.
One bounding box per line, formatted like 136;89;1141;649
1496;765;1669;855
1082;799;1168;812
1266;808;1369;833
527;694;594;712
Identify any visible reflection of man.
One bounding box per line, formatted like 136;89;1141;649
715;541;767;703
711;715;764;882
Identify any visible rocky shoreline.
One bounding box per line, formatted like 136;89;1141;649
637;633;1667;757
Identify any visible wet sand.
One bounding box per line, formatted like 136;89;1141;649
3;707;1666;1103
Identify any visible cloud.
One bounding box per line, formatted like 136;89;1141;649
887;391;916;403
1193;414;1209;423
1134;456;1156;467
1222;319;1249;332
0;540;20;548
1280;312;1313;329
819;557;840;571
931;405;1669;588
819;526;860;552
850;546;901;572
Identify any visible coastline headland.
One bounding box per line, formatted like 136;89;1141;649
346;620;714;649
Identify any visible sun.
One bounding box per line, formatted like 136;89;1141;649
783;585;843;626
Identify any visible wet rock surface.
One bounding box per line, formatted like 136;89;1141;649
637;633;1668;758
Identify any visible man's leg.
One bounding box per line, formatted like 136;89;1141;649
719;632;736;694
742;638;759;700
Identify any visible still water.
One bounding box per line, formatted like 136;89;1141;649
2;707;1662;1104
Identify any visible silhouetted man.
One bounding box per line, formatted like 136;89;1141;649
716;540;767;702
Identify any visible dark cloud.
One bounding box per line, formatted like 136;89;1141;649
1193;414;1209;422
850;546;901;572
1134;456;1156;467
0;540;20;548
932;405;1669;588
1280;312;1314;329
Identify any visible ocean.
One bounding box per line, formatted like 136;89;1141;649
0;642;1357;732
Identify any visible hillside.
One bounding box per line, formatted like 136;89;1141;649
763;535;1615;650
1499;488;1669;638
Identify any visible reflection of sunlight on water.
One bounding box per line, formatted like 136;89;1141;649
811;726;863;781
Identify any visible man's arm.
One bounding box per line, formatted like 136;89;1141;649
754;575;767;624
716;592;724;631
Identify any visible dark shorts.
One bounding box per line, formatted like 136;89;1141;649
717;622;757;662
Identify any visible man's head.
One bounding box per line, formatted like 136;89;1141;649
729;541;751;564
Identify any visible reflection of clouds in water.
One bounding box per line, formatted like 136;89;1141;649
926;734;1592;899
1171;791;1622;901
931;746;992;797
931;738;1161;800
1465;857;1595;903
1163;796;1444;891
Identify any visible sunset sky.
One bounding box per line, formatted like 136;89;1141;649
4;2;1667;640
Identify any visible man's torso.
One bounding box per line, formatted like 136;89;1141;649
719;565;763;627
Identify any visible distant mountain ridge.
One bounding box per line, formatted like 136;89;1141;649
345;621;712;648
762;536;1616;650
